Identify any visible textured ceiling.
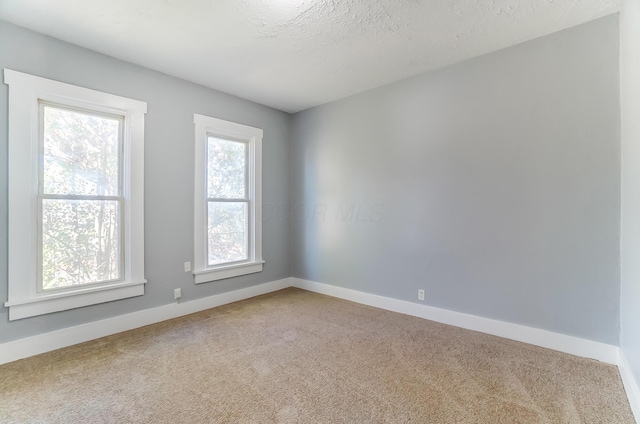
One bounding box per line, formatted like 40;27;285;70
0;0;620;113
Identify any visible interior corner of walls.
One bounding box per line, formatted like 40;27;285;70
290;278;620;365
618;349;640;422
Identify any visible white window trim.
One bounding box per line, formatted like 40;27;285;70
3;69;147;320
193;114;263;284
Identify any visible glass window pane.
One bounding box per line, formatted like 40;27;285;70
41;199;121;290
208;202;248;265
207;136;246;199
43;105;121;196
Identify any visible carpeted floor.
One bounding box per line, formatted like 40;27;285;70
0;288;634;423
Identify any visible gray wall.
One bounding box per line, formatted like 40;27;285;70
0;15;624;348
0;21;291;343
291;15;621;344
620;0;640;391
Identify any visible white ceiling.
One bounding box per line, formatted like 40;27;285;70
0;0;620;113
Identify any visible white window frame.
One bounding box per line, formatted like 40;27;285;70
193;114;263;284
4;69;147;320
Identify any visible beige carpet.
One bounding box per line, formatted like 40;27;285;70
0;288;634;423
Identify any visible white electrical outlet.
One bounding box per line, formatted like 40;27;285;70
184;261;191;272
418;289;425;301
174;288;182;300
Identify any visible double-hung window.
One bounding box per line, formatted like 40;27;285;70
4;69;147;320
193;114;263;283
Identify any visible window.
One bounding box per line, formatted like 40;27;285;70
4;69;147;320
193;114;263;283
40;104;123;290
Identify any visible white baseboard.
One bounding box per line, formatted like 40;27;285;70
1;275;635;419
291;278;620;365
0;277;293;365
0;275;622;368
619;350;640;423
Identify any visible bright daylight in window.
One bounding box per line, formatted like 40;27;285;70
194;114;263;284
40;104;123;290
207;136;248;265
4;69;147;320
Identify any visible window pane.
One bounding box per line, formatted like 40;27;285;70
207;136;246;199
41;199;121;290
208;202;248;265
43;105;121;196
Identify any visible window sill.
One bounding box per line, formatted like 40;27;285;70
4;280;146;321
193;260;265;284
